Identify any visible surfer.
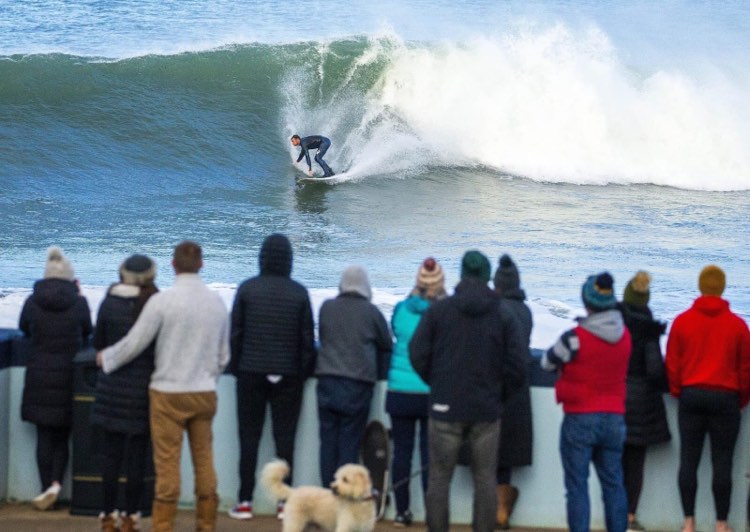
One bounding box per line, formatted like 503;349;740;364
291;134;335;177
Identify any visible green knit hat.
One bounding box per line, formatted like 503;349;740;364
461;250;491;283
623;270;651;306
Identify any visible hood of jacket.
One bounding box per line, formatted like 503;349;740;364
692;295;729;317
404;294;431;315
452;278;497;317
31;278;80;312
259;233;292;276
578;308;626;344
339;265;372;300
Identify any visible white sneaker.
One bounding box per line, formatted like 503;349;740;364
228;501;253;520
32;485;60;511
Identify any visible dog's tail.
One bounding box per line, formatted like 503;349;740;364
261;459;293;501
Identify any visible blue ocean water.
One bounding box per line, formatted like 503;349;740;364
1;1;748;321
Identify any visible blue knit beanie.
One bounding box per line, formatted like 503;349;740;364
581;272;617;311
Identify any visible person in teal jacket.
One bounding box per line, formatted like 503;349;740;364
386;257;447;527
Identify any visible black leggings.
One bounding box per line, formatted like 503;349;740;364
36;425;70;490
677;387;740;521
102;430;149;514
622;444;647;514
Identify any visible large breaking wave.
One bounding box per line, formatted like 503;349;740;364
2;27;749;191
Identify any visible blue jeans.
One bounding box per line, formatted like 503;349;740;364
426;419;499;532
560;413;627;532
390;414;428;513
317;376;373;487
314;138;334;176
386;391;429;514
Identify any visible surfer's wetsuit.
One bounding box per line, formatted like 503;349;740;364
296;135;335;177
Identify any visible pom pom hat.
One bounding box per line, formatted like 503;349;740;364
581;272;617;311
416;257;445;294
623;270;651;306
43;246;75;281
494;254;520;294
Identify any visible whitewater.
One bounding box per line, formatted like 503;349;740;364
1;0;749;325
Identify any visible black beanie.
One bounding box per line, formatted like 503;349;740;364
494;254;520;294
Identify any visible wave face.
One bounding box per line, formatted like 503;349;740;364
3;28;749;191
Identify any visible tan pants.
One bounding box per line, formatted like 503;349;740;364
149;389;218;532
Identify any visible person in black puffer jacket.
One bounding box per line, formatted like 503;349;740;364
92;254;158;532
619;271;670;532
228;233;317;520
20;247;93;511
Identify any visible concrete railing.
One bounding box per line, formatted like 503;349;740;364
1;330;748;530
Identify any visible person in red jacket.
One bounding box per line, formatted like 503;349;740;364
666;265;750;532
542;272;632;532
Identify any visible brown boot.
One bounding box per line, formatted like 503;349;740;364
151;499;178;532
99;512;118;532
120;513;140;532
196;494;218;532
496;484;519;529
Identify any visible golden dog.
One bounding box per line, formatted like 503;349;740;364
261;459;376;532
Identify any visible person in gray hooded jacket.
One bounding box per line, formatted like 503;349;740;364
315;265;392;486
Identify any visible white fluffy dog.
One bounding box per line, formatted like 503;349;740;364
261;459;376;532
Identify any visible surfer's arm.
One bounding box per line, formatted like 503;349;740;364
296;148;311;169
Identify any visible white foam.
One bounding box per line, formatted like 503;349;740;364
0;285;574;350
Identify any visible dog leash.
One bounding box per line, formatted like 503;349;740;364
388;468;426;493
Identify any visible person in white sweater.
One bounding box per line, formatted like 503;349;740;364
98;241;229;532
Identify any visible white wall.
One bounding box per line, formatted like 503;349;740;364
2;367;748;529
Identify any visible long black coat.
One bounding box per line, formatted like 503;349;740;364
91;285;155;435
620;302;671;446
20;278;92;428
497;289;534;468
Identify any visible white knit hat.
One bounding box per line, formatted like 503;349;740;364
43;246;75;281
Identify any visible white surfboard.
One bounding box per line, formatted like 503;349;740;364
297;174;344;183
